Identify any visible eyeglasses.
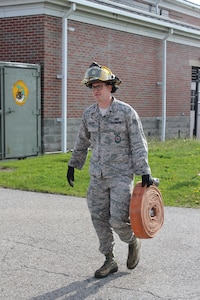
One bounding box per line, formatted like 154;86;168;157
91;84;105;91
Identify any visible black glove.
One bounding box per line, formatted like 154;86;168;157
142;174;154;187
67;166;74;187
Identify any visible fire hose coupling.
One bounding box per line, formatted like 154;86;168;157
152;177;159;186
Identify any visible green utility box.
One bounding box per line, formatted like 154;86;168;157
0;62;41;159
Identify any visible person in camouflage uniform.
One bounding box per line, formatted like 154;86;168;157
67;62;154;278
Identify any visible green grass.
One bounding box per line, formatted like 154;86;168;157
0;139;200;208
147;139;200;208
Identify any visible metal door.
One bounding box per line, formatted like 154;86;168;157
3;65;41;159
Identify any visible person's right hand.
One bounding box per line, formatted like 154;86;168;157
67;166;74;187
142;174;154;187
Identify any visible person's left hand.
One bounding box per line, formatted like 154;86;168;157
142;174;154;187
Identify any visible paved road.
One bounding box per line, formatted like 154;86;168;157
0;188;200;300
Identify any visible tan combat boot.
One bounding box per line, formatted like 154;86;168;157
127;238;141;269
94;252;118;278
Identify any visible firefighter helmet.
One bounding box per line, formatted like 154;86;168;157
82;62;121;93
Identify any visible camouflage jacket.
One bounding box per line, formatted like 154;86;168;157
68;97;151;177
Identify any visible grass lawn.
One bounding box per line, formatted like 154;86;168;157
0;139;200;208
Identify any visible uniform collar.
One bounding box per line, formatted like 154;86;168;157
90;97;118;114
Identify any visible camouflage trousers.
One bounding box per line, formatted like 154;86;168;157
87;175;135;255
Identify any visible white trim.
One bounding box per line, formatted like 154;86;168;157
144;0;200;18
68;0;200;17
68;0;200;34
70;11;200;48
0;2;71;18
0;0;199;21
189;59;200;67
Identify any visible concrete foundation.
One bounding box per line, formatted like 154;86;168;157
42;116;190;152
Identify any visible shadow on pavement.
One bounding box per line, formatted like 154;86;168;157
30;271;129;300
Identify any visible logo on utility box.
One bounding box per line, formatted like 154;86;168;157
12;80;29;106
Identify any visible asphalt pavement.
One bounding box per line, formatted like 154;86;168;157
0;187;200;300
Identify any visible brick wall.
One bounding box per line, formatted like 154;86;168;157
67;21;163;119
67;20;197;119
0;16;44;63
42;15;62;151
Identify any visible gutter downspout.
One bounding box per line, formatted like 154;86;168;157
155;0;160;14
161;28;173;142
62;3;76;153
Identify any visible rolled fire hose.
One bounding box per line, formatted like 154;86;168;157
129;182;164;238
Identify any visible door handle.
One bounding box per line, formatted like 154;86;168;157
6;107;15;114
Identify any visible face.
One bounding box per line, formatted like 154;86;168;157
91;82;112;103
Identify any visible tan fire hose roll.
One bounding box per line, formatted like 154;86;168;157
129;182;164;239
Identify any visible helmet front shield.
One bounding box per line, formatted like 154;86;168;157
81;62;121;92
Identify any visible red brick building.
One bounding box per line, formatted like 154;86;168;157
0;0;200;155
